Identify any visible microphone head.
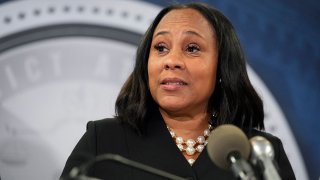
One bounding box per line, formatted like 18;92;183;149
206;124;250;170
250;136;274;160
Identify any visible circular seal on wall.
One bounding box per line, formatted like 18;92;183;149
0;1;159;179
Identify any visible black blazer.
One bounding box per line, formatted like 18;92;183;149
61;110;295;180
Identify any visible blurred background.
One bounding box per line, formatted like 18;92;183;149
0;0;319;180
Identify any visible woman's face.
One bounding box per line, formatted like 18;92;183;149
148;8;218;116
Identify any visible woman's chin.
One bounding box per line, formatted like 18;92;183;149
158;102;189;114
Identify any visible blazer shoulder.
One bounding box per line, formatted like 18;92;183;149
248;129;283;152
60;117;129;178
249;129;279;139
87;117;122;132
86;117;130;156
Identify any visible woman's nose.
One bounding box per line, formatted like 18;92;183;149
163;51;185;70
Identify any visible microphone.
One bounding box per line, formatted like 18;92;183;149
61;154;188;180
250;136;281;180
207;124;257;180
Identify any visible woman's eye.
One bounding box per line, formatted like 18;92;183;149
154;43;168;54
186;44;200;53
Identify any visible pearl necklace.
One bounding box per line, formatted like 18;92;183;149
167;124;213;165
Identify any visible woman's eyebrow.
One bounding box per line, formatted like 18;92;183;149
153;30;169;38
154;30;205;39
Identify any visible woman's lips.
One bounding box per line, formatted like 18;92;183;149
160;78;187;90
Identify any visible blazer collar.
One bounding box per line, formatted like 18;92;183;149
124;109;224;179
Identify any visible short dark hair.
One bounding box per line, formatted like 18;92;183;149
115;3;264;133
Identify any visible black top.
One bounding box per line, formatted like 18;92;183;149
60;110;295;180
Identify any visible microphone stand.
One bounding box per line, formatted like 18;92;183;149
64;154;187;180
228;152;257;180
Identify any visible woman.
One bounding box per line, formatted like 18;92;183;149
61;3;295;180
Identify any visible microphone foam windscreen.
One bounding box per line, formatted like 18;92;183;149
206;124;250;170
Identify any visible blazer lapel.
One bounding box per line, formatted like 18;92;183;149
124;109;195;179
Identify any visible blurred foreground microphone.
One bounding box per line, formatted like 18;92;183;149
250;136;281;180
207;125;257;180
61;154;187;180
